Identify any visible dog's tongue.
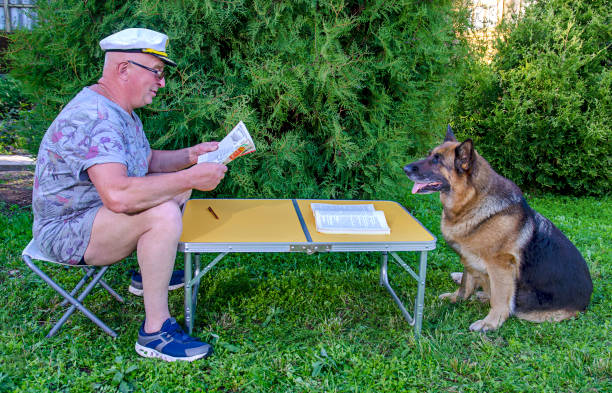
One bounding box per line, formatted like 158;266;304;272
412;182;427;194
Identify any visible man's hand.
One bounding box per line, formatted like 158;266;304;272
149;142;220;173
188;142;219;166
187;162;228;191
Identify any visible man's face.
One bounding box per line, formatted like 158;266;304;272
127;55;165;109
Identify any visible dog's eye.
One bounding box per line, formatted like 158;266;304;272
432;154;441;164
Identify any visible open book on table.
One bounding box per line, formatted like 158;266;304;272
311;203;391;235
197;121;255;165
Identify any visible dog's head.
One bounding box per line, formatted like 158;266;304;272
403;125;475;194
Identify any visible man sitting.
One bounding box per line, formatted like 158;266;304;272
32;28;227;362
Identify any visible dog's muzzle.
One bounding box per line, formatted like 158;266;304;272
403;164;418;175
403;162;445;194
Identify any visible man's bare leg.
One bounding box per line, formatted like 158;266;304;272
83;199;183;333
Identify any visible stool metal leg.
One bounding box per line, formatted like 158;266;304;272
47;266;116;338
59;268;124;306
59;268;95;307
97;278;124;303
23;256;118;338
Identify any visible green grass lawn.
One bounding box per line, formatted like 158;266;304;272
0;194;610;392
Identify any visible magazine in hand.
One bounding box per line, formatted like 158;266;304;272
197;121;255;165
311;203;391;235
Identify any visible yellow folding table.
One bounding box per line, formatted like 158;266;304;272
179;199;436;337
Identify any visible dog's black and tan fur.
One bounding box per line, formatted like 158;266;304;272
404;126;593;332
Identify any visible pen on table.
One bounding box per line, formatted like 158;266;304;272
208;206;219;220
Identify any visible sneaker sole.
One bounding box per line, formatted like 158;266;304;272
129;283;184;297
135;342;212;362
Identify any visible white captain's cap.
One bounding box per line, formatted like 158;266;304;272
99;28;177;67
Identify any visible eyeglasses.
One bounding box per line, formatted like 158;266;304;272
128;60;165;80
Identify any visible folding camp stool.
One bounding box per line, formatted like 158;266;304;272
21;239;124;338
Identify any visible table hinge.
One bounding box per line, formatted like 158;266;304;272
290;244;331;254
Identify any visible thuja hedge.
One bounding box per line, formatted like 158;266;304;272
7;0;468;199
452;0;611;196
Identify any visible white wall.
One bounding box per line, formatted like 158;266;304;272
469;0;534;31
1;0;36;32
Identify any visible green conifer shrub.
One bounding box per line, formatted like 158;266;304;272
8;0;468;199
0;75;29;153
452;0;611;195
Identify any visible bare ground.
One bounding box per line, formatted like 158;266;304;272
0;170;33;207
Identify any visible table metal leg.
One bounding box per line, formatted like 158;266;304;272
379;251;415;326
194;253;202;304
190;253;201;330
414;251;428;337
184;253;194;334
183;252;228;335
380;251;429;337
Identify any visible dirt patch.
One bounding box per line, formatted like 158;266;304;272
0;170;33;207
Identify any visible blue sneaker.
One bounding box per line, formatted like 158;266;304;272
129;270;185;296
135;318;213;362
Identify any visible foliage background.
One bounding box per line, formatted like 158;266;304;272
0;76;29;153
451;0;611;196
6;0;468;200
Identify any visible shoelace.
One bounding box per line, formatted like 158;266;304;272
165;321;198;343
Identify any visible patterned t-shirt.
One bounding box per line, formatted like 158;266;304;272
32;87;151;264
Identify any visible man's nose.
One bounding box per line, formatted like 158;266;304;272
158;76;165;88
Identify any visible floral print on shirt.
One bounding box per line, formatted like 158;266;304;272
32;87;151;264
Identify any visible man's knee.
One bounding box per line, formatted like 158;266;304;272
146;200;183;236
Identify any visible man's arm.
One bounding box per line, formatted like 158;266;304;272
88;161;227;214
148;142;219;173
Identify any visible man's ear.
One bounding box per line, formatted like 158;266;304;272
444;124;457;142
117;61;130;81
454;139;475;174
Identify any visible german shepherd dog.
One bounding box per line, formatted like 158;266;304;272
404;126;593;332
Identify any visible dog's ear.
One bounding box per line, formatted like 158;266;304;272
444;125;457;142
454;139;475;174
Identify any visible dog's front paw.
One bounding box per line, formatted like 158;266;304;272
469;319;498;332
475;291;490;303
439;292;459;303
469;313;507;332
450;272;463;285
